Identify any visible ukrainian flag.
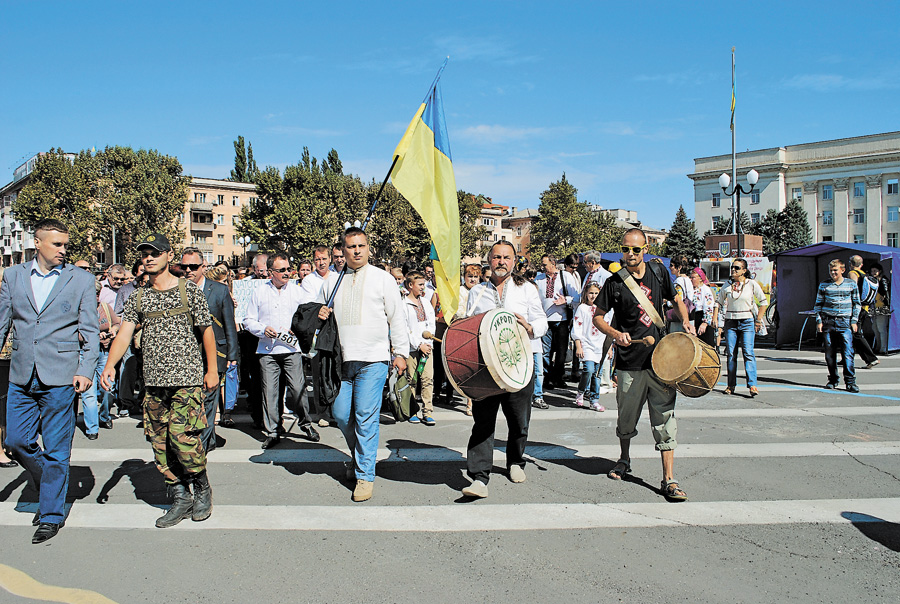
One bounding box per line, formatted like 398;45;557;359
391;68;461;320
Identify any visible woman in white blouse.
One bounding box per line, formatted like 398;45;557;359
689;267;716;347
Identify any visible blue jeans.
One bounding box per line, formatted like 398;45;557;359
724;318;757;389
333;361;389;482
6;373;77;524
578;358;611;399
82;349;113;434
532;352;544;399
823;321;855;385
224;363;238;412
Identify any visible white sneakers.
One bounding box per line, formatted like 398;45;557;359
462;480;488;498
508;465;526;483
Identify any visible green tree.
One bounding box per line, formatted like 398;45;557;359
457;192;492;259
15;147;187;265
13;149;99;260
230;135;250;182
529;173;623;260
705;211;750;237
663;205;705;260
750;199;811;254
246;142;260;183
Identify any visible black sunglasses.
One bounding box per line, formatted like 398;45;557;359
270;267;290;274
730;265;743;271
620;246;645;254
140;250;165;258
180;263;202;271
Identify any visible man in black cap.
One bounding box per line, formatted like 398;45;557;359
101;233;219;528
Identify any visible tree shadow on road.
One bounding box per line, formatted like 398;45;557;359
841;512;900;552
378;438;469;492
249;442;351;488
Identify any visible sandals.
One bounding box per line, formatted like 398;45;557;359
749;386;759;397
661;479;688;501
607;459;631;480
723;388;733;395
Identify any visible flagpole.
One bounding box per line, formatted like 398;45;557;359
731;46;737;242
308;59;450;356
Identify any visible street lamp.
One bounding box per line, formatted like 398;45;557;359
719;169;759;259
238;236;250;266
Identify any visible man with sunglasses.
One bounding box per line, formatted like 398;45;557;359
593;229;693;502
181;248;239;447
101;233;219;528
243;252;319;449
535;254;580;395
99;264;127;306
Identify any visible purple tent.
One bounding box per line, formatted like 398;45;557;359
770;242;898;351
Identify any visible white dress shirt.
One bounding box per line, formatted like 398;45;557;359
300;269;329;301
582;266;612;293
243;280;306;354
465;277;548;341
534;271;580;321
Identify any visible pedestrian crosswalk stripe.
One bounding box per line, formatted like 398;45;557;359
69;440;900;464
1;498;897;532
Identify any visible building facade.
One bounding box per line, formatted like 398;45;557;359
689;131;900;246
182;177;258;265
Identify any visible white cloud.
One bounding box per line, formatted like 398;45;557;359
633;70;715;86
264;125;346;137
782;73;899;92
433;36;537;66
182;164;233;179
186;135;229;146
457;124;549;144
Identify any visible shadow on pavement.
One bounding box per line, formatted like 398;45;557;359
96;458;168;508
378;438;469;491
841;512;900;552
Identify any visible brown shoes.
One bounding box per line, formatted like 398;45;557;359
352;480;373;502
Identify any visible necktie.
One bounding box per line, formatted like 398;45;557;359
546;274;555;299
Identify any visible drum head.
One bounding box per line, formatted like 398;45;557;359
652;332;702;384
477;309;534;392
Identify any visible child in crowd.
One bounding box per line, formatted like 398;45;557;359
403;271;436;425
571;283;612;411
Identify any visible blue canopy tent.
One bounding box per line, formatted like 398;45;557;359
770;242;899;351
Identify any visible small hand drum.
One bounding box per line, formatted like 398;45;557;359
442;309;534;401
651;332;721;398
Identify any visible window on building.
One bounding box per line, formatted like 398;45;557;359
854;182;865;197
194;193;206;203
889;206;899;222
217;194;224;205
482;218;495;227
822;210;833;225
516;226;522;236
791;187;802;201
888;233;899;247
96;252;106;264
249;197;258;206
516;244;522;253
232;196;239;206
203;251;213;262
889;179;899;195
232;216;239;225
712;193;720;208
822;184;833;200
751;213;760;225
854;234;865;244
197;234;209;243
179;213;185;223
216;214;224;225
822;236;833;242
853;208;865;224
218;255;224;262
217;234;224;245
493;234;498;241
712;215;721;229
750;191;760;205
233;235;240;245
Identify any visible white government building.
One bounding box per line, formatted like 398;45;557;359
689;131;900;247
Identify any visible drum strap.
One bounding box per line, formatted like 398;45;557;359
616;267;665;330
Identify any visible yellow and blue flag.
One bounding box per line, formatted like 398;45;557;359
391;66;461;320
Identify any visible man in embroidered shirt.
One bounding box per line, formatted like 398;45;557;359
460;241;548;499
534;254;580;394
317;228;408;502
243;252;319;449
101;233;219;528
814;259;861;392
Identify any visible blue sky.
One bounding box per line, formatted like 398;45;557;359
2;1;898;229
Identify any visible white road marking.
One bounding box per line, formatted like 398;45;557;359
69;441;900;464
1;498;897;532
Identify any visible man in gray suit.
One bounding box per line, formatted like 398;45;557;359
0;219;99;543
180;248;238;451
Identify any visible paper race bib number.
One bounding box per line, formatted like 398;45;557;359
276;331;299;348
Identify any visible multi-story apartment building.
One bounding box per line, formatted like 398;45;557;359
689;131;900;246
182;177;258;265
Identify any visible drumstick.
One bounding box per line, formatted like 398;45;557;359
631;336;655;346
423;331;442;343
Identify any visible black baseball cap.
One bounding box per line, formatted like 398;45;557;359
136;233;172;252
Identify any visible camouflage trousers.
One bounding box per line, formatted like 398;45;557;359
143;386;207;484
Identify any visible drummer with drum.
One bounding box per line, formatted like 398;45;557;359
593;228;694;502
459;241;548;499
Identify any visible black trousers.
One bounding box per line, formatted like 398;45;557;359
543;319;571;385
238;331;263;424
853;309;878;365
466;379;534;484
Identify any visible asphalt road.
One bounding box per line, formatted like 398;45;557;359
1;347;898;603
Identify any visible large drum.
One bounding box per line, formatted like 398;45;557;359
442;309;534;401
651;332;721;398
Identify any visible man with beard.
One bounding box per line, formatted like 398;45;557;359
460;241;547;499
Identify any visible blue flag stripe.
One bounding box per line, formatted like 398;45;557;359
422;84;452;161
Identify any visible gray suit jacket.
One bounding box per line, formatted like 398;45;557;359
0;262;100;386
203;279;239;374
